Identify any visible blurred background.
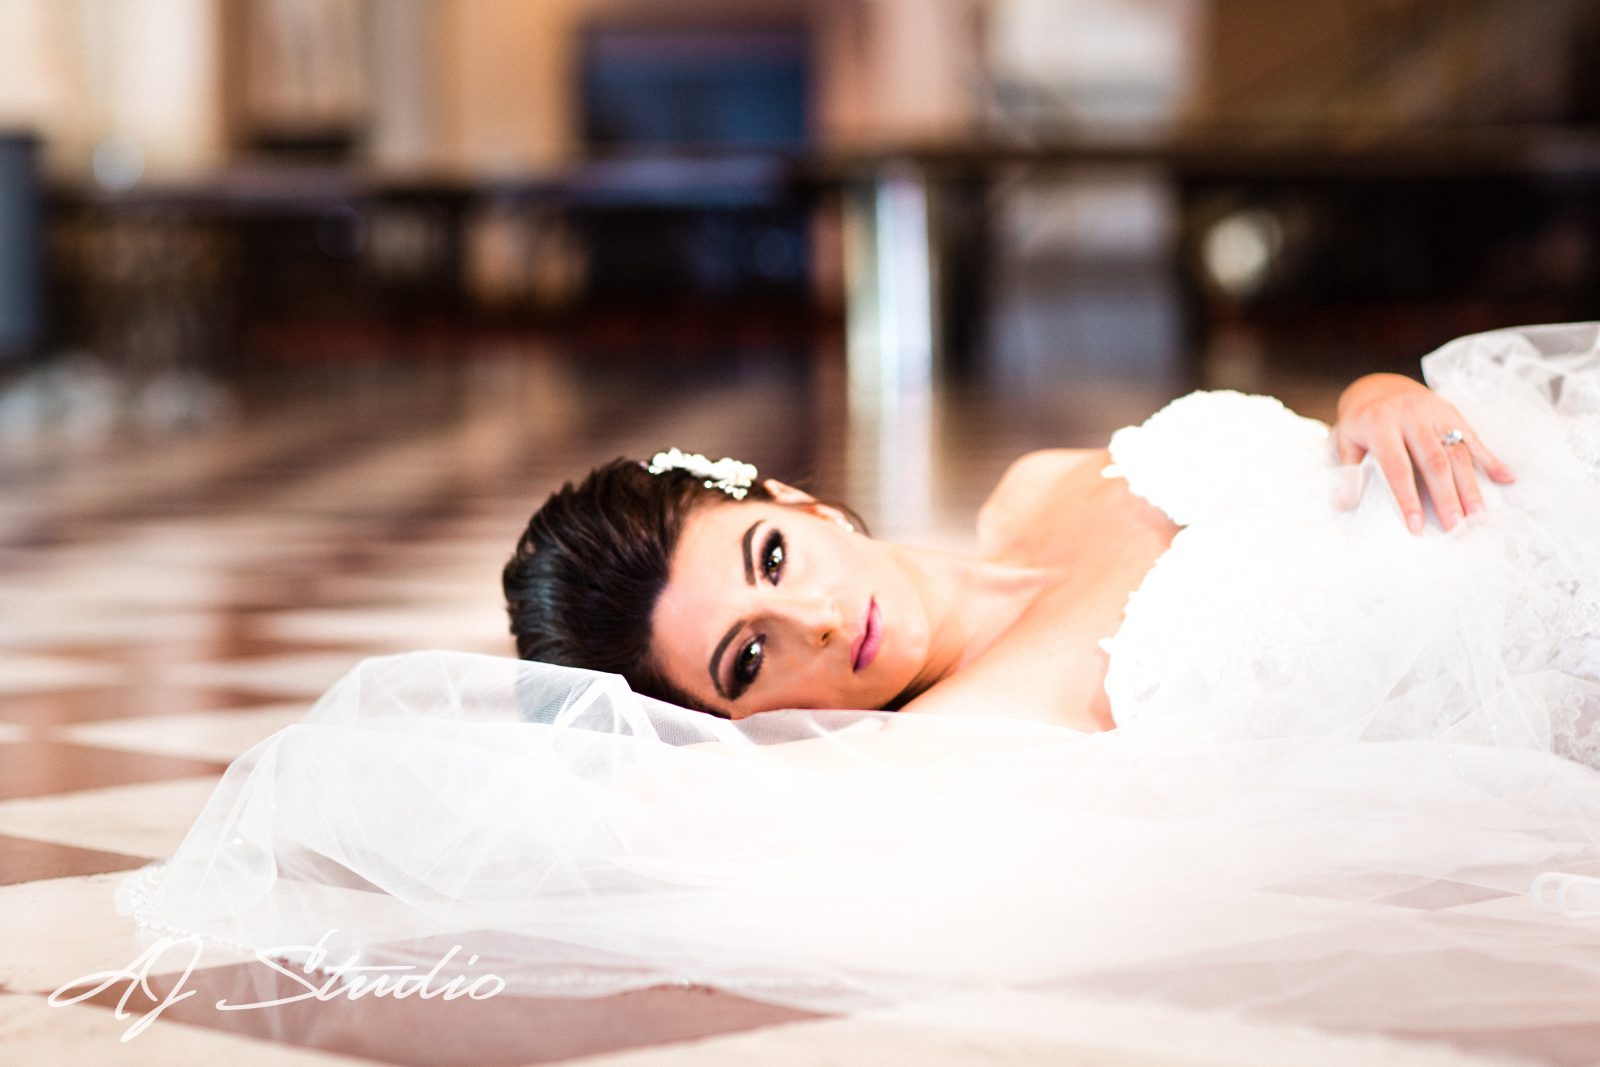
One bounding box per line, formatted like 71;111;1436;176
4;0;1600;616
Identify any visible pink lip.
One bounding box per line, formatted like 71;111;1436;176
852;598;883;672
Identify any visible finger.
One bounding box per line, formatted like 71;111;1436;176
1448;437;1485;519
1406;427;1463;532
1333;428;1366;510
1466;431;1516;484
1374;430;1424;534
1334;425;1365;467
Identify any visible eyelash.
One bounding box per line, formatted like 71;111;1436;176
760;529;786;585
731;530;786;697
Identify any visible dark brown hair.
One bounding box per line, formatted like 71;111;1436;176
502;458;777;712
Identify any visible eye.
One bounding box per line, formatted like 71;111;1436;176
761;530;786;585
732;634;765;694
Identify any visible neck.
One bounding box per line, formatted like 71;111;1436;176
887;542;1051;704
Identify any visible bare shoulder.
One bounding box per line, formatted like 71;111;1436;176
897;646;1114;733
976;448;1106;556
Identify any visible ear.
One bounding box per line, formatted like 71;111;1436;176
808;501;857;534
762;478;816;506
765;479;856;534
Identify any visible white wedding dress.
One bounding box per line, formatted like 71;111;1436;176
122;324;1600;1064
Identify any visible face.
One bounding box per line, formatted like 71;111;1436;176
650;487;932;718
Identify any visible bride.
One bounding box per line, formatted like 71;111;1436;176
503;361;1516;732
123;323;1600;1064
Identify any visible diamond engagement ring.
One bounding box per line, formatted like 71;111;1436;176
1441;429;1466;447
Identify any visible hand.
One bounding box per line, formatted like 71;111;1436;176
1332;373;1515;534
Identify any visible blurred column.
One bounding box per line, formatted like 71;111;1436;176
86;0;226;182
436;0;579;173
864;0;984;140
0;0;83;174
369;0;441;170
0;0;228;182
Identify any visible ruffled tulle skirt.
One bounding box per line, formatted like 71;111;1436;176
122;325;1600;1065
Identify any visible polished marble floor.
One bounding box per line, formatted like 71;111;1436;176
5;336;1539;1066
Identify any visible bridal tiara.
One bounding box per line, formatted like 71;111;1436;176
644;448;758;500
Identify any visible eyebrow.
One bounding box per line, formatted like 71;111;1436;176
740;520;759;584
708;520;763;700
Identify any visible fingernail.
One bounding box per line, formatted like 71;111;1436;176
1466;500;1482;517
1407;513;1423;535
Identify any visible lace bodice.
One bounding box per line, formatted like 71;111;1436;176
1101;389;1333;527
1101;332;1600;767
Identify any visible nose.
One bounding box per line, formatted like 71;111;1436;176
770;591;843;649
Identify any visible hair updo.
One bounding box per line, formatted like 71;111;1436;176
502;458;778;711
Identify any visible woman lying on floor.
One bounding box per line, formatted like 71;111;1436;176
127;323;1600;1065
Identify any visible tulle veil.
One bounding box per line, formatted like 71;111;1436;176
119;325;1600;1064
